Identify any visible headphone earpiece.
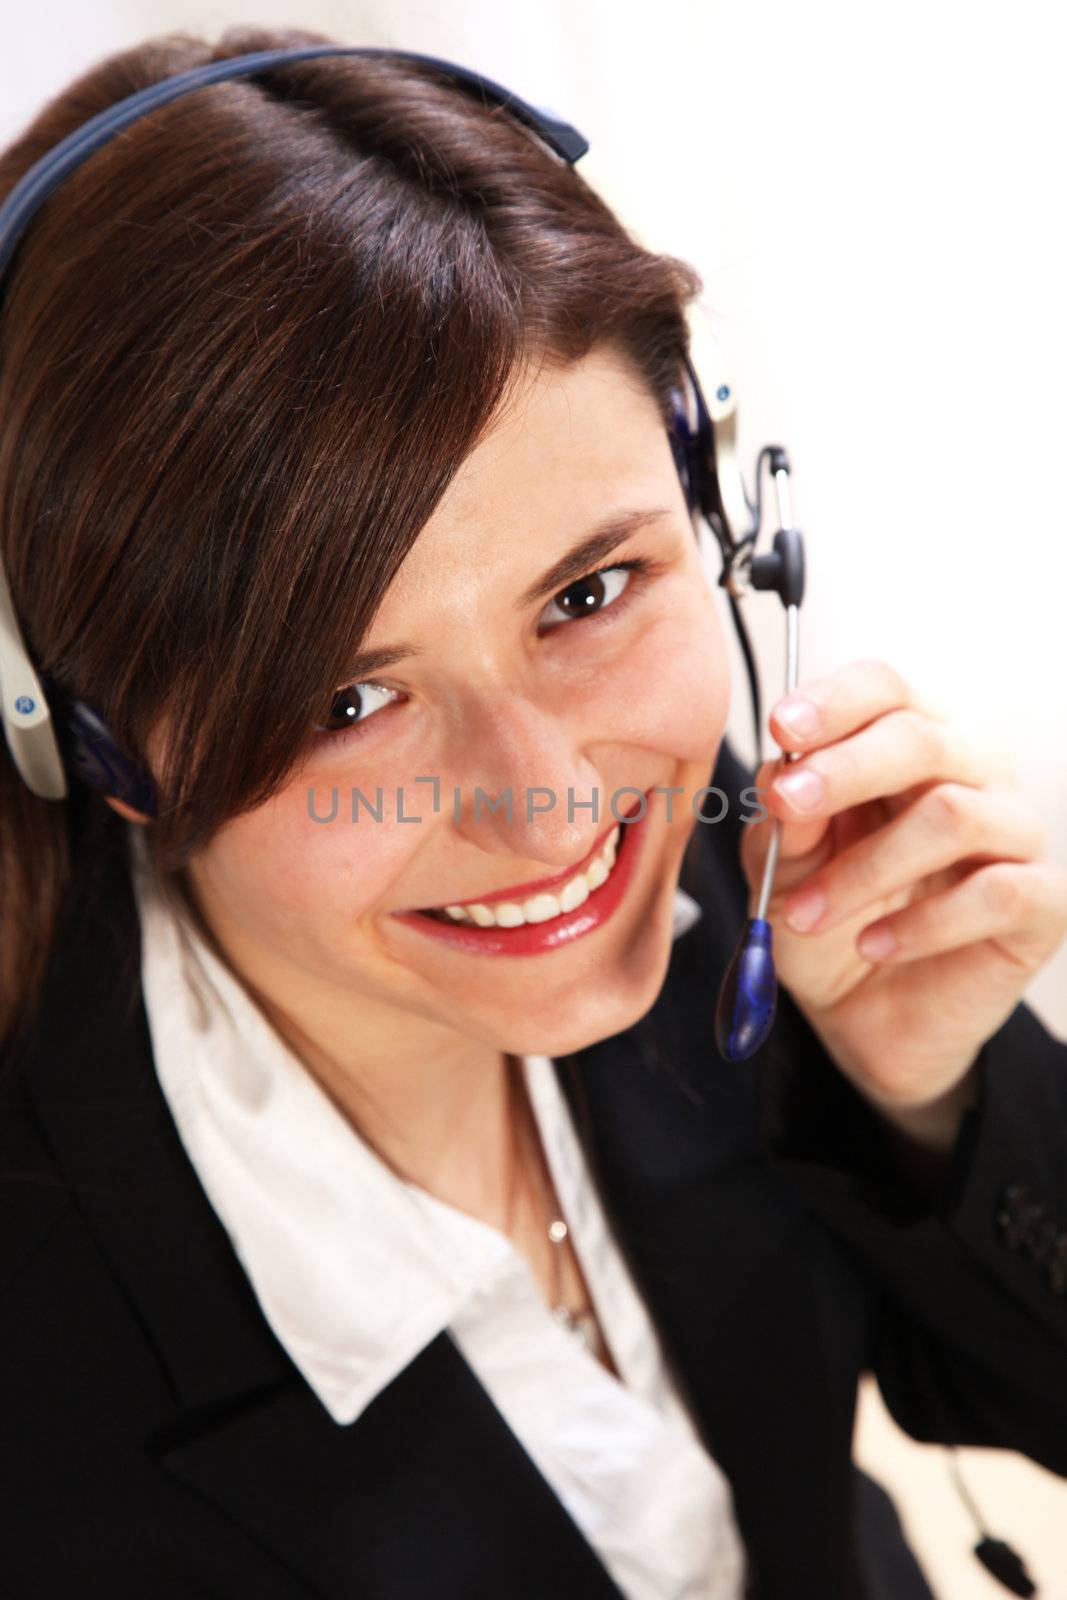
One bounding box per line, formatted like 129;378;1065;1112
667;378;710;515
41;674;159;818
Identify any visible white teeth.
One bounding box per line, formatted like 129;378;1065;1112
523;893;561;924
585;855;608;891
432;823;623;929
558;875;589;913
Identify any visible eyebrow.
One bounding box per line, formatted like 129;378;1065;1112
517;507;673;607
339;506;674;682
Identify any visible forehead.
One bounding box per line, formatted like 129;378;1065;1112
381;344;673;607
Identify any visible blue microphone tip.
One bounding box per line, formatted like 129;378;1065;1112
715;917;778;1062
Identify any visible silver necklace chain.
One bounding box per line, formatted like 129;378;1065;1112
506;1055;605;1359
546;1212;603;1354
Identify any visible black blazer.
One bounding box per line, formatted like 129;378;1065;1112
3;738;1067;1600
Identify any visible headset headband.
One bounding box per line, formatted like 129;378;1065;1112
0;46;588;286
0;44;732;807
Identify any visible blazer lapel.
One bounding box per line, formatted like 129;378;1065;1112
160;1332;626;1597
19;830;625;1598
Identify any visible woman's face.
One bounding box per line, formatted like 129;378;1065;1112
152;343;732;1065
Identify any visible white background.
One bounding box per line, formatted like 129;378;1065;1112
3;5;1065;1594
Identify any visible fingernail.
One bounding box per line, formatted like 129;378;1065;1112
775;697;820;739
858;924;897;961
784;887;827;932
773;769;824;811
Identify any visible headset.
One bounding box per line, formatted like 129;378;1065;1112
0;48;1041;1593
0;43;796;1062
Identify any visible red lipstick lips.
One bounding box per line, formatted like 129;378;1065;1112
421;812;628;912
390;789;654;957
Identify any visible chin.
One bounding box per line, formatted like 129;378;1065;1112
502;881;678;1061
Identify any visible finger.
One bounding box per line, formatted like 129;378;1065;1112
855;860;1067;967
741;766;888;914
740;764;833;910
768;658;919;756
747;759;827;859
769;660;1016;793
779;782;1047;935
764;706;989;825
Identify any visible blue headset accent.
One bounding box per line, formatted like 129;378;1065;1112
39;671;161;819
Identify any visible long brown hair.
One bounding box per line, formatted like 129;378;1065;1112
0;24;704;1056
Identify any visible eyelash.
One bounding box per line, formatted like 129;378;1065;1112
314;556;658;752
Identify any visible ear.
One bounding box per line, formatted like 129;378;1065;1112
104;794;153;825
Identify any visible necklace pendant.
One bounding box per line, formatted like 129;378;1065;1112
552;1302;598;1352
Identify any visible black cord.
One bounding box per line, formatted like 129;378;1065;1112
750;444;776;536
704;442;776;773
944;1447;1038;1596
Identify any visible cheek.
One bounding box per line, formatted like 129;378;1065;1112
195;785;429;939
584;586;731;760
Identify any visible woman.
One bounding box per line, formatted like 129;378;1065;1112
1;25;1066;1600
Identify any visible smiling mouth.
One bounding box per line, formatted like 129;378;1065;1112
413;796;649;930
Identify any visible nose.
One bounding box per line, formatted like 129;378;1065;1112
449;691;606;868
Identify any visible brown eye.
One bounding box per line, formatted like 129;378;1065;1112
539;564;636;628
314;680;399;738
560;573;609;616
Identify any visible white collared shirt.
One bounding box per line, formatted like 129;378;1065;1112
128;827;747;1599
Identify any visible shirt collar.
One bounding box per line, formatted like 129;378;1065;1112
128;825;702;1424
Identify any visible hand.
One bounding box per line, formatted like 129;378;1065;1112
740;659;1067;1154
